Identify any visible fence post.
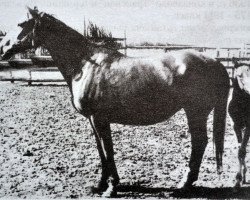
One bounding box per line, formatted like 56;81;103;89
10;71;14;83
28;70;32;85
216;50;220;58
227;49;230;67
124;30;127;56
232;67;235;78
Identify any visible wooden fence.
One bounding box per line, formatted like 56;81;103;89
1;58;248;86
0;67;65;85
216;57;250;83
1;54;249;86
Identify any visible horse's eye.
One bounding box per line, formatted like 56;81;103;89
6;40;10;46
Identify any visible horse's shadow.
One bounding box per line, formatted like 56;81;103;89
115;184;250;199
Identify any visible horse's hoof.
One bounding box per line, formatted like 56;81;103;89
233;184;240;193
179;182;194;193
91;182;109;194
91;187;103;195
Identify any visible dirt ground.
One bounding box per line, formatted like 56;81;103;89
0;82;249;199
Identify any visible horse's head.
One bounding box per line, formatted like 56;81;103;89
232;58;250;95
0;7;44;60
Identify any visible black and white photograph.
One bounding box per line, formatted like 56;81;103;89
0;0;250;199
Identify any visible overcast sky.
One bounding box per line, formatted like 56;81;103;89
0;0;249;47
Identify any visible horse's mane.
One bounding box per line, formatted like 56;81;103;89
44;13;121;50
85;21;121;49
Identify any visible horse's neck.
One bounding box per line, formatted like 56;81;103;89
40;23;123;89
42;31;93;86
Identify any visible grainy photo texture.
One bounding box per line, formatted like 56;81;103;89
0;0;250;199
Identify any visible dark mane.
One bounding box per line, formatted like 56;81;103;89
85;21;122;49
44;14;121;50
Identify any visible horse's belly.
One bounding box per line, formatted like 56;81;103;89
104;95;182;125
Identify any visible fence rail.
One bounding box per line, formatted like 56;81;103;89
0;56;249;86
216;57;250;62
0;67;65;85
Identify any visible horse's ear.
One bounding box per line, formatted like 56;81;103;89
27;6;39;19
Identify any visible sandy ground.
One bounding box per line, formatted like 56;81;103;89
0;82;249;199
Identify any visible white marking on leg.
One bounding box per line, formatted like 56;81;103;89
177;167;190;188
102;181;114;197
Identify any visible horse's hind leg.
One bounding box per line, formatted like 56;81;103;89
234;124;243;143
234;125;243;188
241;124;250;184
181;108;209;188
235;122;250;188
89;116;119;197
235;154;243;189
242;158;247;184
229;103;243;144
233;123;244;188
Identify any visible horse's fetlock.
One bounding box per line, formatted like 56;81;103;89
238;148;246;158
236;172;242;181
111;177;120;186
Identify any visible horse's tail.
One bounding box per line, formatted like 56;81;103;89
213;64;230;174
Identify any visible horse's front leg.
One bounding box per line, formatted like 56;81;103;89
89;116;119;197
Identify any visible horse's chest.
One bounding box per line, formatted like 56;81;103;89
71;63;103;116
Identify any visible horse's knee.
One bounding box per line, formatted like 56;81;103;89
243;166;247;174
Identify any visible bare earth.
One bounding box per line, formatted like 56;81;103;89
0;82;249;199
